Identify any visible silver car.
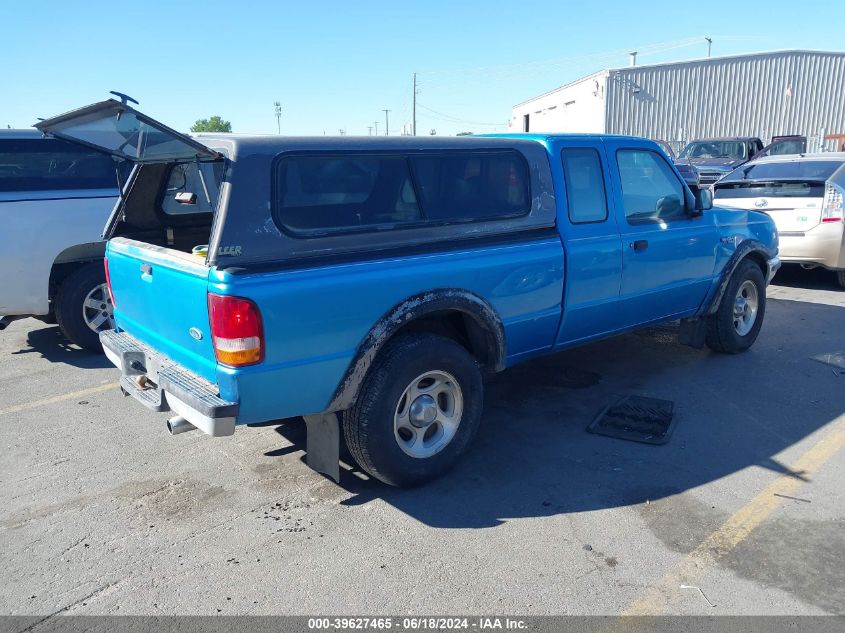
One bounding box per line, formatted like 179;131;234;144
713;154;845;288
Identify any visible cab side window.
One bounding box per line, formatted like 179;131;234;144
561;147;608;223
616;149;686;224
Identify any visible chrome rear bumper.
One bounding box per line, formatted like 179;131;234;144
100;329;238;437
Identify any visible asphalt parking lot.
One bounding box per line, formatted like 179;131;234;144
1;266;844;618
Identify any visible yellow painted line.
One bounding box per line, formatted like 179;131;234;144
622;414;845;618
0;382;118;416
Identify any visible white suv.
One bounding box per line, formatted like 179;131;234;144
0;129;127;349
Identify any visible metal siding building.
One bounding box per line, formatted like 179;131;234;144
511;50;845;152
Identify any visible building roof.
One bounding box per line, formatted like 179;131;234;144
513;49;845;108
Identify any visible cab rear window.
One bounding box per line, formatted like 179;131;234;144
273;150;530;236
161;161;225;215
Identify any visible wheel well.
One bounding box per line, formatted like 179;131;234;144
327;291;506;412
48;260;101;304
48;242;107;304
744;251;768;278
391;310;496;369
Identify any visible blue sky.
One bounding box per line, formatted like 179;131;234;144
2;0;842;136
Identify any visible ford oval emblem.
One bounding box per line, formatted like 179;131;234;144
754;198;768;208
189;327;203;341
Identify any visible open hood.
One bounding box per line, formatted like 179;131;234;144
34;98;220;163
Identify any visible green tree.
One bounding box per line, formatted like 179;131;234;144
456;131;473;136
190;116;232;133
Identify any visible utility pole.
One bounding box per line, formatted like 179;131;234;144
368;126;373;136
374;121;379;136
382;109;391;136
705;37;712;58
274;101;282;134
413;72;417;136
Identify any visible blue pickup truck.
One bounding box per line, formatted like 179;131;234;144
37;99;780;486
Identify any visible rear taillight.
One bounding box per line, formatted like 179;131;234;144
103;257;116;307
822;182;844;223
207;293;264;367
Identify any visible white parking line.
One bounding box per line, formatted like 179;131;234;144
0;382;118;416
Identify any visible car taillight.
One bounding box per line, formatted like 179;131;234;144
207;293;264;367
103;257;116;307
822;182;844;223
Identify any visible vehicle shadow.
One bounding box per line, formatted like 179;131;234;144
11;323;111;369
267;296;844;529
772;263;843;291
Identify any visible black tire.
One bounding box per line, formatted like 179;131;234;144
343;333;484;487
836;270;845;289
706;259;766;354
55;263;112;352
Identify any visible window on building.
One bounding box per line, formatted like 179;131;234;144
561;147;608;223
617;149;686;223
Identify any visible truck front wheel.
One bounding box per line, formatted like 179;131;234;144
55;263;114;352
343;333;484;487
706;259;766;354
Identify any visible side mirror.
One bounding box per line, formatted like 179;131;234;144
694;188;713;212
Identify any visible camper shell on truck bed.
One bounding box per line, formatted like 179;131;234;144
36;99;780;487
116;134;559;268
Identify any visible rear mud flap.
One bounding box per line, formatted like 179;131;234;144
303;413;341;483
679;317;707;349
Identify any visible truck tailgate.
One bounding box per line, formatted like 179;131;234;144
106;238;217;382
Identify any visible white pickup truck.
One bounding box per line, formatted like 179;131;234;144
0;129;127;349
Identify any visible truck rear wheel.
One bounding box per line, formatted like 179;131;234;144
706;259;766;354
55;263;114;352
836;270;845;289
343;333;483;487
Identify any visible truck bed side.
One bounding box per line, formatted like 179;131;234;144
213;236;564;423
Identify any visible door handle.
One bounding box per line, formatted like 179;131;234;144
140;263;153;282
630;240;649;252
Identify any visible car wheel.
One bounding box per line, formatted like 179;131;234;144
55;263;114;352
343;333;484;487
706;259;766;354
836;270;845;289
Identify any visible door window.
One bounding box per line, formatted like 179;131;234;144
561;147;608;223
617;149;686;224
0;138;120;192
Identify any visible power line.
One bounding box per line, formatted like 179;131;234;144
416;35;762;89
416;103;504;127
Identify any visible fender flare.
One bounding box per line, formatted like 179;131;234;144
702;239;776;316
326;289;506;412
